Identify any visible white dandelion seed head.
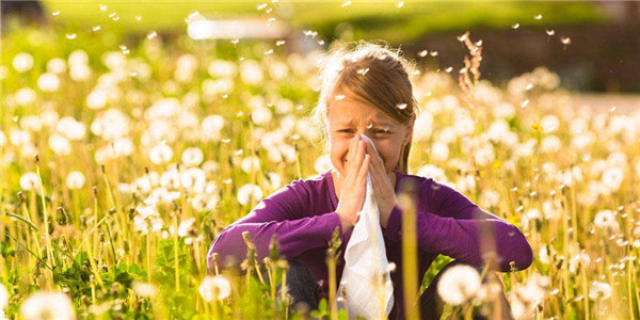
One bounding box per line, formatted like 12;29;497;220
48;134;71;156
588;281;611;300
315;154;333;173
601;167;624;193
20;115;43;132
20;291;76;320
20;172;41;191
15;88;37;106
131;281;157;298
240;156;261;174
13;53;34;72
208;60;237;78
149;143;173;165
199;275;231;302
178;217;196;237
569;251;591;273
437;265;481;305
0;283;8;309
47;58;67;74
430;142;449;162
37;73;60;92
86;89;108;110
182;147;204;167
237;184;263;206
416;164;447;183
180;168;206;192
66;171;86;190
240;60;263;85
251;106;272;125
594;209;619;231
56;117;86;141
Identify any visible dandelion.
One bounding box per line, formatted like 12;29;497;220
240;60;263;85
146;31;157;40
13;53;34;72
199;275;231;302
56;117;86;140
149;143;173;164
431;142;449;162
20;172;41;191
601;167;623;192
588;281;611;300
0;283;8;309
66;171;86;190
437;265;481;305
48;134;71;156
15;88;37;106
251;106;273;125
418;50;428;57
20;291;76;320
178;218;196;237
237;184;263;206
240;156;261;174
569;251;591;272
546;29;555;36
132;281;157;298
182;147;204;167
561;37;571;45
594;210;619;231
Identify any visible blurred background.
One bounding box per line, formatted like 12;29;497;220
2;1;639;93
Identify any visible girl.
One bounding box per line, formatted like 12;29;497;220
207;42;533;319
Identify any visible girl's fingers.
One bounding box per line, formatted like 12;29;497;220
358;154;370;182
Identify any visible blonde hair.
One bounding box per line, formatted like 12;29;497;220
312;41;418;174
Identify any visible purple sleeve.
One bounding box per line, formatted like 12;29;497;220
382;179;532;272
207;180;344;272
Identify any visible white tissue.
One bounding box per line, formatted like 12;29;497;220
338;134;394;319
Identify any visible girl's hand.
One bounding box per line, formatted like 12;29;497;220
363;139;398;228
335;135;371;231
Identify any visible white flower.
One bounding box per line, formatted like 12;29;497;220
240;60;263;85
437;265;481;305
540;115;559;133
240;156;261;174
412;111;433;142
178;218;196;237
267;172;282;190
86;89;108;110
132;281;156;298
20;291;76;320
588;281;611;300
251;106;272;125
431;142;449;162
480;189;500;208
56;117;86;141
182;147;204;166
601;167;624;193
20;172;41;191
199;275;231;302
13;52;34;72
473;143;495;166
594;209;619;231
149;143;173;164
15;88;37;106
47;58;67;74
314;154;333;173
66;171;86;190
540;135;561;153
208;60;237;78
48;134;71;156
37;73;60;92
569;251;591;273
0;283;8;309
237;183;263;206
416;164;448;183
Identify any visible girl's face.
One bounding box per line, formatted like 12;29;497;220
326;87;413;177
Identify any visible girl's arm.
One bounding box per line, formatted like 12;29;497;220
207;181;344;272
382;179;533;272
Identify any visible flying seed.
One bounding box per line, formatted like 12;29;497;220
418;50;428;57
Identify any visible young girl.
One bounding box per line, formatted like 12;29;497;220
207;42;533;319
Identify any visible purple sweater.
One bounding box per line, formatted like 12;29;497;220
207;169;532;318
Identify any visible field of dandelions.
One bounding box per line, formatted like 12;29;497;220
1;14;640;320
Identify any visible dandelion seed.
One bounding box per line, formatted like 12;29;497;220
65;33;77;40
21;291;76;320
237;184;263;206
356;67;369;76
445;67;453;73
520;99;530;108
418;50;428;57
457;33;467;42
318;40;325;45
475;40;483;46
609;106;616;112
437;265;481;305
20;172;41;191
231;38;239;45
561;37;571;45
52;11;60;16
341;0;352;7
147;31;157;40
66;171;86;190
132;281;156;298
276;40;286;46
396;103;408;110
546;29;555;36
92;25;101;32
397;1;404;8
512;23;520;29
135;15;142;21
99;4;107;11
199;276;231;302
430;51;438;57
366;122;373;129
525;83;534;90
534;14;542;20
264;49;274;55
589;281;611;300
459;67;468;74
257;3;268;10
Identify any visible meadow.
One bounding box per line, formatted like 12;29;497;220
1;3;639;319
